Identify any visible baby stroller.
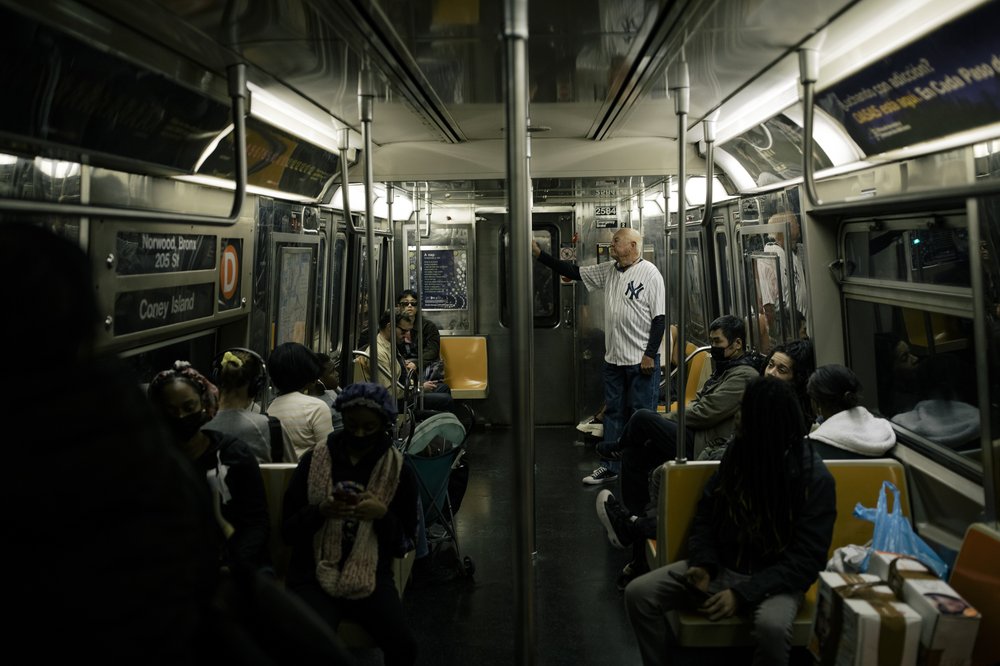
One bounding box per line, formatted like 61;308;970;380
401;411;475;577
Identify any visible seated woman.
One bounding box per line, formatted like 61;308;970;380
624;377;835;666
806;364;897;458
761;339;817;430
267;342;335;462
147;361;272;573
204;349;274;463
282;382;418;666
396;289;443;380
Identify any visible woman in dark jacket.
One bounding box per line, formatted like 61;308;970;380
148;361;272;573
624;376;836;666
282;382;419;666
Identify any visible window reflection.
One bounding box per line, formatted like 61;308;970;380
844;223;970;287
532;231;556;318
500;228;558;327
668;234;707;343
715;230;732;314
846;300;980;461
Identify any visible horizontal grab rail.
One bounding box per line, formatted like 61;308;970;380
0;63;249;226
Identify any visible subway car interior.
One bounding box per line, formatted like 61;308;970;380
3;0;1000;664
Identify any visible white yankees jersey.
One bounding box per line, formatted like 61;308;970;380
579;258;665;366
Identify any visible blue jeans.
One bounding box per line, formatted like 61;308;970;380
601;355;660;473
620;412;695;514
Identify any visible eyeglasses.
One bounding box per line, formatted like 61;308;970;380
398;300;418;306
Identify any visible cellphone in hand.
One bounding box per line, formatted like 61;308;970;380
332;480;365;504
668;570;711;603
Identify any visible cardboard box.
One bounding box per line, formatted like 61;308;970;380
869;551;934;583
869;552;981;666
810;572;922;666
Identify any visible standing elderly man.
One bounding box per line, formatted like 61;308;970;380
533;227;665;485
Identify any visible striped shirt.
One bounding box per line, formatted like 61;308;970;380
580;259;665;366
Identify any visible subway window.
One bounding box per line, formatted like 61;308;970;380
667;231;708;343
328;234;347;354
714;227;733;316
845;301;981;469
500;227;559;328
843;217;970;287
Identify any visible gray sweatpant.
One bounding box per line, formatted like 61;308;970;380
624;560;803;666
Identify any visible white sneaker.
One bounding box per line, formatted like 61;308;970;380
576;418;604;438
582;466;619;485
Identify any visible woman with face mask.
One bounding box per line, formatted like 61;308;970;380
282;382;419;666
148;361;272;574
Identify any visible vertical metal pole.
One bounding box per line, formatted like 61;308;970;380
387;183;400;417
967;201;999;523
662;177;672;413
699;117;716;229
338;128;354;364
359;63;380;381
783;219;799;340
416;182;427;412
798;48;823;209
318;217;329;354
410;182;421;401
505;0;535;663
637;177;644;237
670;59;690;463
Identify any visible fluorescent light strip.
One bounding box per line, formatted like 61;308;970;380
247;82;345;155
331;184;415;221
175;173;317;204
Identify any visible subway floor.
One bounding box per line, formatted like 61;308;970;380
362;424;642;666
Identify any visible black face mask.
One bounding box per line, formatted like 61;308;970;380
709;345;729;363
344;431;382;451
168;412;205;443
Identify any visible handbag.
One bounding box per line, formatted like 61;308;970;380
853;480;949;579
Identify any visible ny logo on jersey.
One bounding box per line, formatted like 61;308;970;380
625;280;645;300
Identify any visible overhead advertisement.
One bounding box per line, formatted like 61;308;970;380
817;2;1000;156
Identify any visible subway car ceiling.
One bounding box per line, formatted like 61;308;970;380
1;0;998;202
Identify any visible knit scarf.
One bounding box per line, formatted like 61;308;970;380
307;440;402;599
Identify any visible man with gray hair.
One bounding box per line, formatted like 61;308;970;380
534;226;665;485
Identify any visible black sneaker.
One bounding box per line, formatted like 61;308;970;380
616;559;647;591
596;489;635;549
582;466;619;485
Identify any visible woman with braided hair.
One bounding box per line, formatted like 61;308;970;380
148;361;272;574
624;376;835;666
282;382;419;665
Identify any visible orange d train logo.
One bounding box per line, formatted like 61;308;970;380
220;242;240;301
